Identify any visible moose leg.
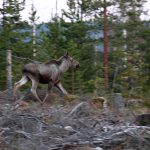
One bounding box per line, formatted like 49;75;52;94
30;79;42;104
13;75;29;100
42;82;53;104
55;82;68;95
55;82;78;101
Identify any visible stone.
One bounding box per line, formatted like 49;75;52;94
135;113;150;126
90;97;105;109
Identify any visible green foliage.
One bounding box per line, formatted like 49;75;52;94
108;0;150;98
0;0;150;102
0;0;27;90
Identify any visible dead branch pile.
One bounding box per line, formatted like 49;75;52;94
0;93;149;150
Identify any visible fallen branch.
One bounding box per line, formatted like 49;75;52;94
66;102;84;118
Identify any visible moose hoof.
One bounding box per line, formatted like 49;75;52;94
40;101;45;106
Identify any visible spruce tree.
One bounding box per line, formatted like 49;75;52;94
0;0;25;90
108;0;148;97
62;0;100;93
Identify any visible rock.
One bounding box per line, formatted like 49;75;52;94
93;147;103;150
64;126;74;131
90;97;105;109
135;114;150;126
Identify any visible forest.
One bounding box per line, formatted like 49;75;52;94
0;0;150;150
0;0;150;99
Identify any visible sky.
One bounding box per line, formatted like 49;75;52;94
21;0;68;23
22;0;150;23
0;0;150;23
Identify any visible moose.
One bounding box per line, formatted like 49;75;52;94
13;52;79;104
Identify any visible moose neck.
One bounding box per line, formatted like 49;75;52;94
59;59;70;74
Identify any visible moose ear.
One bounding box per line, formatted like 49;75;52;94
64;51;69;57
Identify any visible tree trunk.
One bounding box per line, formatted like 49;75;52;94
33;22;36;57
104;0;109;92
6;49;12;94
112;93;124;112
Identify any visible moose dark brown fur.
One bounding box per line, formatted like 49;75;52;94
13;52;79;103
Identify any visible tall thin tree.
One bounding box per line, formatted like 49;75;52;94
29;3;39;58
103;0;109;91
0;0;25;91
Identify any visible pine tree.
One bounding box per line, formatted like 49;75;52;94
0;0;25;90
108;0;148;97
62;0;101;93
139;20;150;96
